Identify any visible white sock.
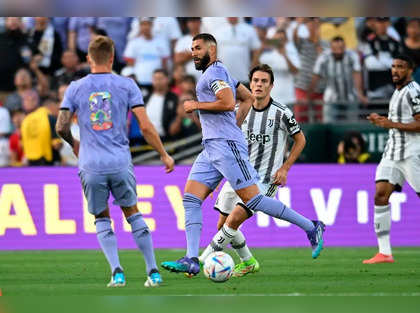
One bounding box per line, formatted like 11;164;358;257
374;204;392;255
199;225;237;262
231;229;252;262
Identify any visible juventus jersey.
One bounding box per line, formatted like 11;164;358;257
242;98;301;184
383;81;420;161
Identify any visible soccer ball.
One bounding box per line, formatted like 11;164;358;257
203;251;235;283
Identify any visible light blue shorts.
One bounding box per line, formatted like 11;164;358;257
79;166;138;216
188;139;259;191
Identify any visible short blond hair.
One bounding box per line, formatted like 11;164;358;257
88;36;114;65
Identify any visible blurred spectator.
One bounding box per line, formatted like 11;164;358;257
170;63;186;96
4;68;33;112
310;36;367;122
0;106;11;166
252;17;276;29
123;18;169;88
52;50;89;90
8;109;25;166
68;17;96;62
96;17;133;73
174;17;202;81
258;28;300;105
56;83;80;166
337;131;371;164
169;91;201;139
320;18;358;50
153;17;182;56
21;89;40;114
27;17;63;75
362;17;403;100
145;69;178;139
402;18;420;83
180;74;196;95
214;17;261;84
21;96;61;165
293;17;329;122
0;17;30;93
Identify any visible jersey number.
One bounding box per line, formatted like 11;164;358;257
88;92;113;131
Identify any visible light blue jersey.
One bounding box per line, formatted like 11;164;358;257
195;61;245;144
61;73;144;175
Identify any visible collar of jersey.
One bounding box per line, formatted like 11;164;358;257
202;60;220;73
252;97;273;112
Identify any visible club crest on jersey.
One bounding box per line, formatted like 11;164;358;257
247;130;271;144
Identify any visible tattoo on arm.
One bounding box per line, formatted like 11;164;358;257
56;110;74;147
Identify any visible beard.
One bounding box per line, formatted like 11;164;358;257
194;53;211;70
393;75;407;85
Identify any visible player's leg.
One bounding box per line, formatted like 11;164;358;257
199;182;258;276
79;171;124;287
161;150;223;275
109;167;161;287
363;158;403;264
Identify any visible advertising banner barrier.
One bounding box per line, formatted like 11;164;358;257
0;165;418;250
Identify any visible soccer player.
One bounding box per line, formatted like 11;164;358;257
56;36;175;287
198;64;307;277
364;54;420;264
161;33;325;276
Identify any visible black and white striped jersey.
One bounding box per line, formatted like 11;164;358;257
382;81;420;161
242;98;301;184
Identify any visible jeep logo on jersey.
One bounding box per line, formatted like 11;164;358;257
247;130;271;144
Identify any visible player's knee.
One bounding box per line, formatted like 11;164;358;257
374;190;390;205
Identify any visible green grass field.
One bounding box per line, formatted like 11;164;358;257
1;247;420;296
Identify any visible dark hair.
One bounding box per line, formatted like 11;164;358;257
343;131;366;154
182;74;196;85
249;64;274;85
394;54;415;69
153;68;169;77
192;33;217;45
331;36;345;43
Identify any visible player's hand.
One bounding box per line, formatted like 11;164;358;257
72;139;80;157
273;167;288;187
184;100;199;113
161;154;175;173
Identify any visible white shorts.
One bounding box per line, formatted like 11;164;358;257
214;181;278;216
375;155;420;193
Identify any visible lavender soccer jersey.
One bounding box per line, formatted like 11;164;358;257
196;61;245;144
60;73;144;175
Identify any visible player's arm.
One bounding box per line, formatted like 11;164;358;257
184;87;236;113
56;109;79;156
235;83;254;126
368;113;420;132
132;106;174;173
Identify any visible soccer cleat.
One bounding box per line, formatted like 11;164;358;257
232;257;260;277
161;256;200;276
307;220;326;259
363;253;395;264
107;267;126;287
144;269;163;287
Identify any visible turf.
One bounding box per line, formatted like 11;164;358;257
1;247;420;296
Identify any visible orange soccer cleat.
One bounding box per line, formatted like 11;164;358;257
363;253;395;264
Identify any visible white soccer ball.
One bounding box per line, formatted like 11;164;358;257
203;251;235;283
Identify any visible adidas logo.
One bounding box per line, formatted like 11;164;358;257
236;178;242;185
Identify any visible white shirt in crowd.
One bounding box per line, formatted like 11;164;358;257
174;34;202;81
0;107;11;167
259;42;301;105
146;94;165;137
123;36;170;85
214;21;261;82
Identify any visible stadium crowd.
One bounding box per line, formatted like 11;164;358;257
0;16;419;166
